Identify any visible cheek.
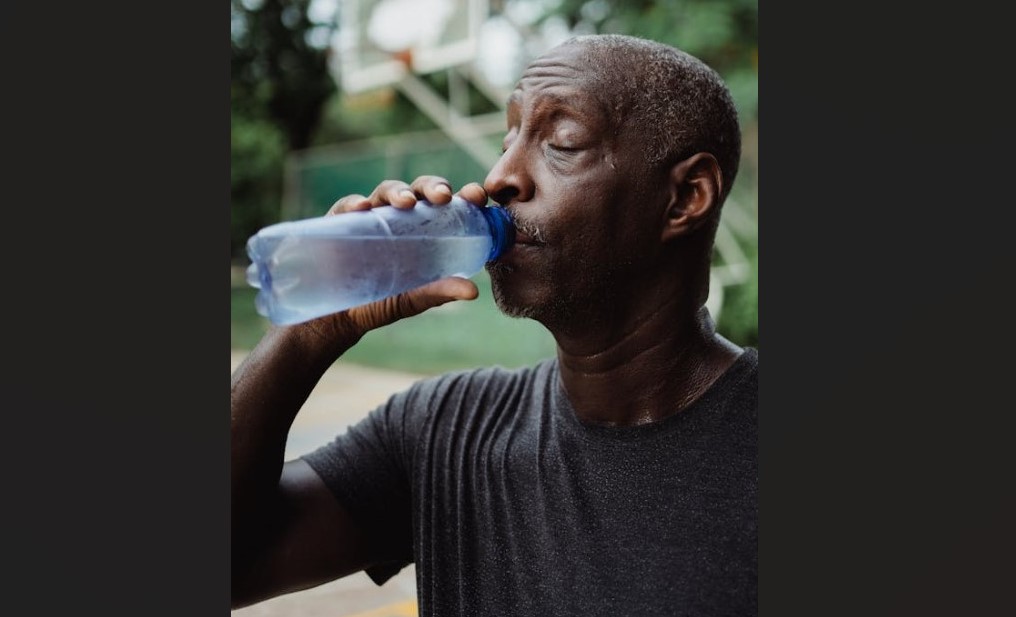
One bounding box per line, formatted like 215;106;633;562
557;221;617;265
528;154;640;244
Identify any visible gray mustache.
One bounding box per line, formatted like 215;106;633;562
506;208;547;244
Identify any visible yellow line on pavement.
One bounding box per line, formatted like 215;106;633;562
343;599;418;617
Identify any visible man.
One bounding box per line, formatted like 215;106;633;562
232;33;757;616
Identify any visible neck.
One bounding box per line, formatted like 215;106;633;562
553;303;742;427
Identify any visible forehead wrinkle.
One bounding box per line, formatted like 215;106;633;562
507;86;608;129
507;53;612;131
522;55;582;75
517;55;584;90
517;72;579;94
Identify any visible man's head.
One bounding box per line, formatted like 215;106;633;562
556;34;741;205
484;34;741;334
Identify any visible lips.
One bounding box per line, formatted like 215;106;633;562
511;223;543;246
500;230;541;263
503;208;543;249
514;231;537;245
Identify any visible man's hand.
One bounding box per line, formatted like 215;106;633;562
327;175;488;213
296;176;492;346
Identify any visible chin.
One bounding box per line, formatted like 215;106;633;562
492;294;544;320
488;266;532;318
488;264;577;326
488;262;541;319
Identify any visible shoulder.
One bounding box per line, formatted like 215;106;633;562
742;347;758;371
707;346;756;417
421;357;554;389
371;358;557;457
732;347;757;413
405;358;556;408
398;359;557;430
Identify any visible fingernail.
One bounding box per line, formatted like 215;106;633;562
436;184;452;196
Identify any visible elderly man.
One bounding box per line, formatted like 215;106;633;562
232;33;757;616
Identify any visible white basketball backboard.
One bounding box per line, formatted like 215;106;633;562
334;0;489;94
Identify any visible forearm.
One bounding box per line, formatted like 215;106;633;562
230;322;361;550
231;271;472;551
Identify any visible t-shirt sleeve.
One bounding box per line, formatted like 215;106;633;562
300;381;431;586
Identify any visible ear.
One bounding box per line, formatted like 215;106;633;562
661;153;723;242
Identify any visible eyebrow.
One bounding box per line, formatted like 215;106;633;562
505;89;604;124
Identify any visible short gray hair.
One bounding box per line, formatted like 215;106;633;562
562;34;742;202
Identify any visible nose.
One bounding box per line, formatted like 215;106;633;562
483;143;534;206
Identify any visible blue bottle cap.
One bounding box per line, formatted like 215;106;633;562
479;205;516;261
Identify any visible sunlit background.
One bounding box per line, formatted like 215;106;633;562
231;1;756;613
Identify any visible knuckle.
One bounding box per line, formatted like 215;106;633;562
379;179;408;193
394;293;419;317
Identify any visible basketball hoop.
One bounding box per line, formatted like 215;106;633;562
334;0;488;94
392;49;413;69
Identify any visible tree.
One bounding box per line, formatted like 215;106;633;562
231;0;337;149
230;0;338;259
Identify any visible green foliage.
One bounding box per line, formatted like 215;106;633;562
716;239;758;348
231;112;286;258
231;0;338;260
231;0;337;149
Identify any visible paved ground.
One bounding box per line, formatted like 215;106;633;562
231;351;424;617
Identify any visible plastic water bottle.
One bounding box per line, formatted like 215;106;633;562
245;196;515;325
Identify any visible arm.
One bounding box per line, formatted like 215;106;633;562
231;177;489;608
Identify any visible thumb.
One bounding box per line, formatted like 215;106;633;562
346;277;479;331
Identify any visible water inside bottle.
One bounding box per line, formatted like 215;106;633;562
255;234;493;325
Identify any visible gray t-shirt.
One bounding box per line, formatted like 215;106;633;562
303;348;758;616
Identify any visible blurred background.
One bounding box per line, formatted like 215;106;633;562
231;1;756;614
231;0;758;367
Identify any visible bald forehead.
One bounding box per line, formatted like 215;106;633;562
516;42;612;92
508;44;610;123
520;43;588;79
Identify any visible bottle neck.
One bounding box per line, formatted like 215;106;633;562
479;206;516;261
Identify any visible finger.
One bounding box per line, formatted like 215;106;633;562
457;182;489;206
346;277;479;331
327;194;370;215
407;276;480;305
408;176;455;205
370;180;417;209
